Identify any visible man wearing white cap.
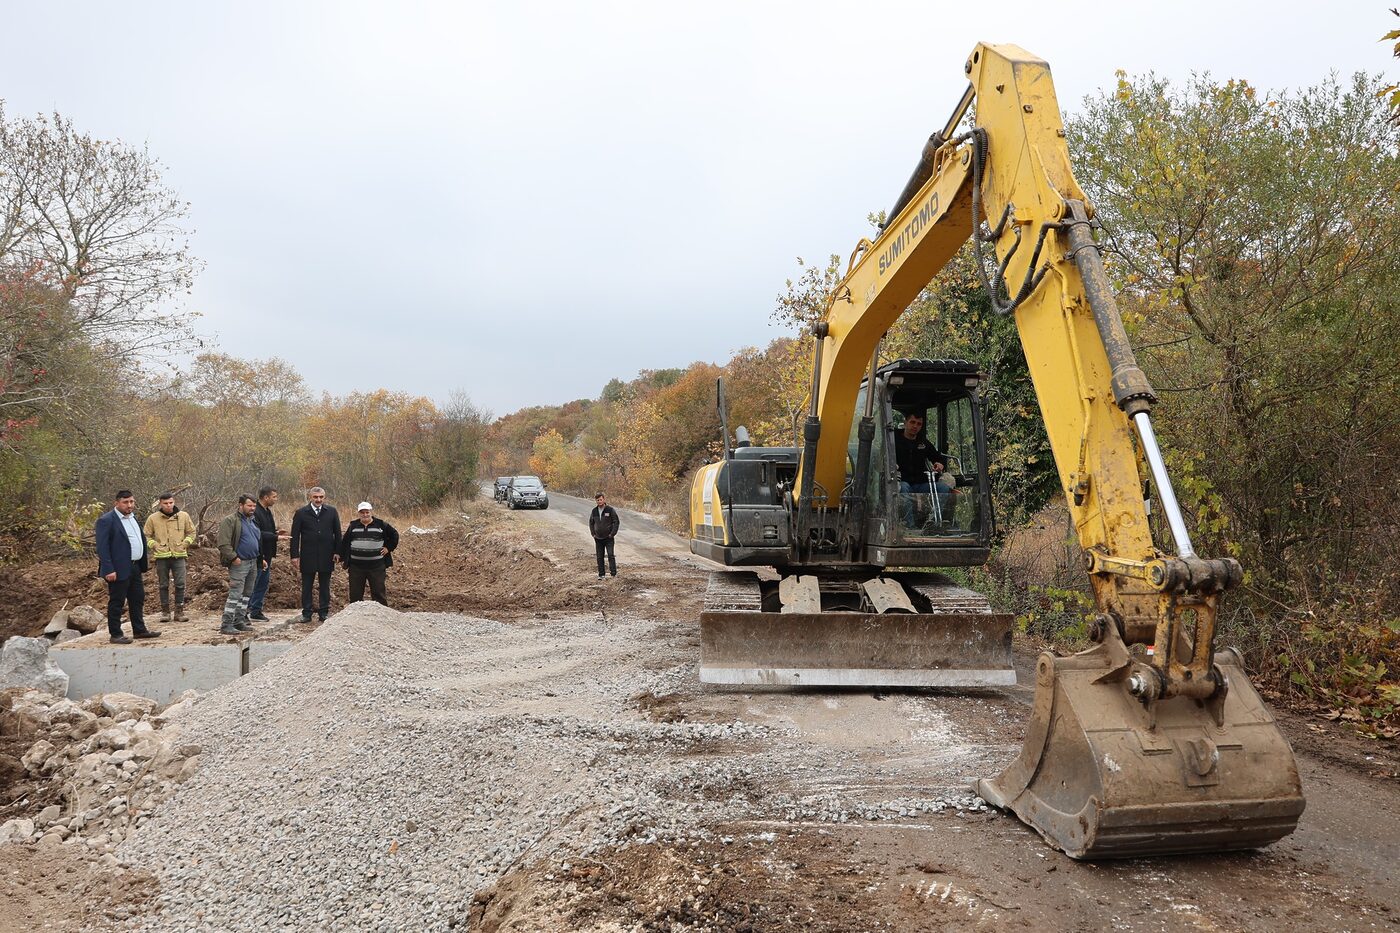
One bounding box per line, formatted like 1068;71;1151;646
339;501;400;606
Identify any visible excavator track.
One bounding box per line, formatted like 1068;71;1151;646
698;570;1014;687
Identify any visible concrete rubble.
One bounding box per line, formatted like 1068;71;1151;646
0;686;202;854
0;636;70;696
44;605;103;638
42;604;103;644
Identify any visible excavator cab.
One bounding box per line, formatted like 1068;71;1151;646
855;359;992;557
692;358;1014;688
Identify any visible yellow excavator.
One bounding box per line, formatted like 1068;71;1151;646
689;42;1304;858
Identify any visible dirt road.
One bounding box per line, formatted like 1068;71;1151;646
4;495;1398;931
477;493;1400;931
504;491;711;569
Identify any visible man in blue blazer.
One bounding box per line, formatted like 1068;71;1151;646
95;490;163;644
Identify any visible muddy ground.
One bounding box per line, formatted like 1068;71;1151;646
458;496;1398;932
1;493;1398;931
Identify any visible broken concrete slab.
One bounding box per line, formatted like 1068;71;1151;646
0;637;70;696
99;692;159;719
43;610;71;636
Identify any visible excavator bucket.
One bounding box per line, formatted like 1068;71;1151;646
977;648;1305;858
699;570;1015;687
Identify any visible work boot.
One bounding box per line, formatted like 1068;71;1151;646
175;603;189;622
158;607;171;623
110;635;133;645
234;618;253;632
134;630;162;640
219;621;241;635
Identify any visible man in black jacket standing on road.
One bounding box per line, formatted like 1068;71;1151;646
589;492;620;579
248;486;288;622
289;486;341;622
340;502;400;606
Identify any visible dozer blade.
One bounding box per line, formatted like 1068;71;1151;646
699;571;1014;687
977;649;1305;859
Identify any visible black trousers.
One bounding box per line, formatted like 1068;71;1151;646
347;564;388;605
595;537;616;576
106;573;149;637
300;566;332;619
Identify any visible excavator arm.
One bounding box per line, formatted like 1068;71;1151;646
787;42;1305;857
804;42;1230;700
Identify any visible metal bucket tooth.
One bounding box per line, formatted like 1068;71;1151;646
976;649;1305;858
699;570;1015;687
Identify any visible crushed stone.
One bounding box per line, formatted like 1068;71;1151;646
115;603;792;930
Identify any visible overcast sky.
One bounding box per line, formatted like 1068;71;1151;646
1;2;1388;415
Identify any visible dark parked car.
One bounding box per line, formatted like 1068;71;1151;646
506;475;549;510
494;477;513;503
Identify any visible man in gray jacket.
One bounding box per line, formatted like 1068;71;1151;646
217;495;266;635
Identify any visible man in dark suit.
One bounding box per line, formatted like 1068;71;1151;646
95;489;162;644
289;486;342;623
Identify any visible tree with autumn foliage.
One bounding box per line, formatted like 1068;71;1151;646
722;338;812;449
1068;71;1400;597
1382;8;1400;124
1068;70;1400;718
0;103;199;549
0;104;199;356
528;428;598;492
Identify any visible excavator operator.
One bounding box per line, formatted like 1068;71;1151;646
894;412;954;530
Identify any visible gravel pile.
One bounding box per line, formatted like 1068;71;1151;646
107;599;1006;931
115;602;789;931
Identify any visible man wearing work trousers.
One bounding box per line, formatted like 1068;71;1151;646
290;487;341;622
217;495;265;635
143;492;196;622
589;492;620;579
